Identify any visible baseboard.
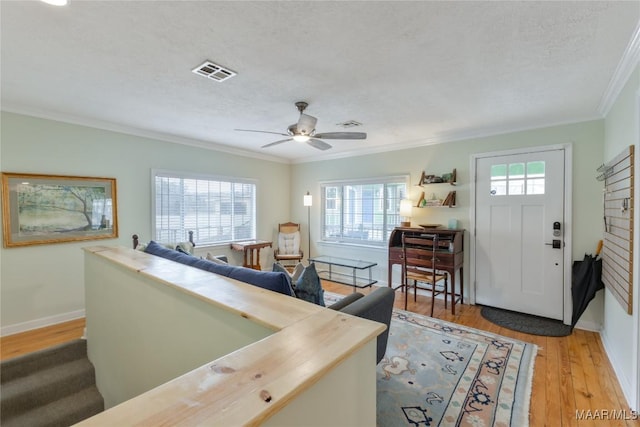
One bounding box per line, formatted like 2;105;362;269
1;309;85;337
600;328;634;409
574;319;602;332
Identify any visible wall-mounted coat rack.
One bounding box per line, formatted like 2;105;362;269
599;145;634;314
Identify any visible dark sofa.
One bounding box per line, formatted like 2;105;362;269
329;287;395;364
144;240;294;296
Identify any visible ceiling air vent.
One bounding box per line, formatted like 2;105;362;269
192;60;236;82
336;120;362;128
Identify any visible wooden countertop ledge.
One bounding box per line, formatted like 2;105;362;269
80;246;385;426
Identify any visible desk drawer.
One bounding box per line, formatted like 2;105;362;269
393;248;454;263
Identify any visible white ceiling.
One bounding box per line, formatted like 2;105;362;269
2;1;639;164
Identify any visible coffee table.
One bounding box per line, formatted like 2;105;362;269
309;255;377;292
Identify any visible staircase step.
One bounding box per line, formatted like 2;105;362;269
1;386;104;427
1;339;87;384
1;358;97;420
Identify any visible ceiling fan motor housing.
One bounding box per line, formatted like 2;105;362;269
296;114;317;135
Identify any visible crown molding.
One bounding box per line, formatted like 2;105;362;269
2;104;602;166
1;104;291;165
598;22;640;116
292;114;602;164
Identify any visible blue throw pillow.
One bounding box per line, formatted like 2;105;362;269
295;263;325;306
272;262;293;288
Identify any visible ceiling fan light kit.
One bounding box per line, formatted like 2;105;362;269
235;101;367;151
292;134;310;143
40;0;68;5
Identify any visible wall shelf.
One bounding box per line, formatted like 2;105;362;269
414;169;457;208
416;168;457;186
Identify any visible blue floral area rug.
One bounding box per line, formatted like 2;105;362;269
326;293;537;427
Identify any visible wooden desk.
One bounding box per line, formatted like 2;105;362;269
230;240;272;270
388;227;464;314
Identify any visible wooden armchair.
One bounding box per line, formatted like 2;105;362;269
274;222;304;269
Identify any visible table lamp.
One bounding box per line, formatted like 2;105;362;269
400;199;413;227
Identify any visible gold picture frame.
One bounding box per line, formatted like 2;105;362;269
1;172;118;247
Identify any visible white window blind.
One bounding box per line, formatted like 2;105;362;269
153;170;256;245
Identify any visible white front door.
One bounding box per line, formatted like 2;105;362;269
474;148;566;320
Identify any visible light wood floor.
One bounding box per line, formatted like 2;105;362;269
1;283;636;427
323;282;637;427
0;317;86;362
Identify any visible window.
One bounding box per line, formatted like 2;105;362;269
490;161;545;196
153;170;256;245
321;176;408;246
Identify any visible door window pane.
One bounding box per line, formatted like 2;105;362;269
490;181;507;196
491;164;507;179
489;160;546;196
508;163;525;179
527;178;545;195
490;164;507;196
509;179;525;195
527;161;545;177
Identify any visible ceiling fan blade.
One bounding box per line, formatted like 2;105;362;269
297;114;317;135
313;132;367;140
307;138;332;151
235;129;289;137
262;138;293;148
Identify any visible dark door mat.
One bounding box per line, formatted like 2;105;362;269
480;305;573;337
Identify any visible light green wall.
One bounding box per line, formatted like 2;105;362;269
291;120;605;327
602;64;639;409
0;111;609;334
0;112;291;331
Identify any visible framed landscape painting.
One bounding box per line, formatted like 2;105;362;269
1;172;118;247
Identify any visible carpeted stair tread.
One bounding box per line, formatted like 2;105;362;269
1;339;88;383
1;386;104;427
1;358;97;419
0;338;104;427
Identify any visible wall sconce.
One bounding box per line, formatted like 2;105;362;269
399;199;413;227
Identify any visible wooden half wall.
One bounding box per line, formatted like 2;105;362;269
599;145;634;314
79;246;384;426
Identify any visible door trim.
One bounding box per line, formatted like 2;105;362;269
469;143;573;325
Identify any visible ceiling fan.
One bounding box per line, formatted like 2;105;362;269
235;101;366;151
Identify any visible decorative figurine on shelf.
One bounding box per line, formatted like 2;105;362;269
423;175;444;184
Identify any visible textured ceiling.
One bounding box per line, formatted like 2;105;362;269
1;1;639;163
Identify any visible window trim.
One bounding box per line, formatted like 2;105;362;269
151;169;258;246
319;174;410;247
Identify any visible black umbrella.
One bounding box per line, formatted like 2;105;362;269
571;242;604;328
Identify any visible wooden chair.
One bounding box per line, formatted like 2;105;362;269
274;222;304;270
401;233;448;316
